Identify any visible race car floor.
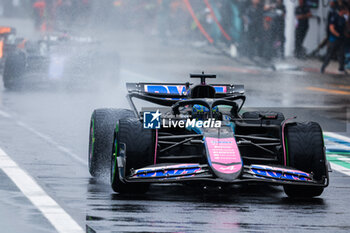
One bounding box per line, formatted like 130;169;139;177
0;29;350;232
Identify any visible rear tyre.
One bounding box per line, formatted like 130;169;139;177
3;52;26;90
88;108;135;177
283;122;327;198
111;118;154;194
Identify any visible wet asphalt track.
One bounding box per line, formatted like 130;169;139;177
0;29;350;233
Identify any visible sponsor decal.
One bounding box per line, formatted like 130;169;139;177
144;84;227;95
143;109;221;129
135;167;201;178
145;85;187;95
163;118;221;128
143;110;161;129
132;164;202;178
250;165;312;181
206;137;242;174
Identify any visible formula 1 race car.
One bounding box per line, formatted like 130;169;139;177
2;31;120;90
88;74;329;198
0;26;17;74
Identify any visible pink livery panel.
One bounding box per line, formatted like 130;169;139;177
205;137;243;180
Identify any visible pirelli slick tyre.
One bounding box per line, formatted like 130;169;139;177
88;108;135;177
283;122;327;198
3;51;26;90
111;118;154;194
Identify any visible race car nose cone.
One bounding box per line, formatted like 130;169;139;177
204;127;243;181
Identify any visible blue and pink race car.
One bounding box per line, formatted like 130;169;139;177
88;74;329;197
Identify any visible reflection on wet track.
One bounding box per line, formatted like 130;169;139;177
85;180;344;232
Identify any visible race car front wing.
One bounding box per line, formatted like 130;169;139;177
125;163;328;187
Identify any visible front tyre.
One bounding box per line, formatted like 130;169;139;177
88;108;134;177
111;118;154;194
283;121;328;198
283;185;324;198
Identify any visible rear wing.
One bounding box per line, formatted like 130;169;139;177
126;82;244;98
126;82;245;117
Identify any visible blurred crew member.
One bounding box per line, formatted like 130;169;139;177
321;6;349;74
275;0;286;58
244;0;264;58
33;0;46;29
294;0;311;58
309;0;338;56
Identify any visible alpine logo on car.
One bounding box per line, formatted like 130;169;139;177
218;166;238;171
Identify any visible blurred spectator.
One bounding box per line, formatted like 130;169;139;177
243;0;264;58
32;0;46;29
1;0;32;18
262;0;285;60
3;0;15;17
262;2;274;60
56;0;73;27
273;0;286;58
221;0;242;44
205;0;222;43
294;0;311;59
157;0;171;43
321;6;348;74
310;0;338;56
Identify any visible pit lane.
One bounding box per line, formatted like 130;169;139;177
0;29;349;233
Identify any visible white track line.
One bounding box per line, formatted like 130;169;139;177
15;120;85;166
0;109;85;166
0;69;162;166
0;147;84;233
0;110;11;118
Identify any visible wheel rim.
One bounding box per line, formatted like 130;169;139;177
111;122;120;184
88;118;95;170
111;136;118;184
